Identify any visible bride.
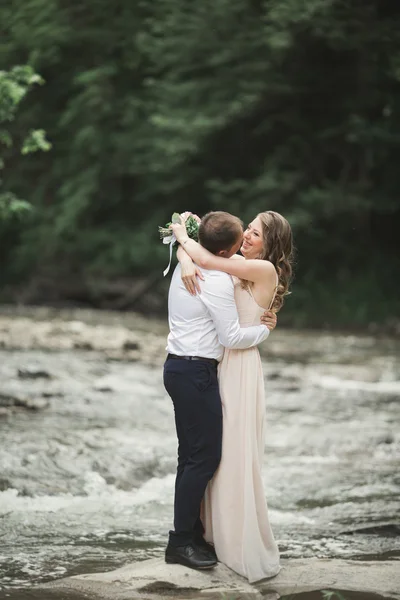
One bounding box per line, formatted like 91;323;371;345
171;210;294;583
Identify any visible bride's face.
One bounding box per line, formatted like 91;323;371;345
241;217;264;259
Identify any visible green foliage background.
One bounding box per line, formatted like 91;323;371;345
0;65;50;218
1;0;400;327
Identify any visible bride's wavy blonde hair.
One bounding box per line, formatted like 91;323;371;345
241;211;294;312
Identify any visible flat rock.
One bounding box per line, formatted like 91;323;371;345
258;559;400;599
39;557;400;600
40;558;262;599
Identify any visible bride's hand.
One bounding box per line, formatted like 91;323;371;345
170;220;189;244
181;260;204;296
261;310;277;331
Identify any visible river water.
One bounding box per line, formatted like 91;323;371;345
0;309;399;594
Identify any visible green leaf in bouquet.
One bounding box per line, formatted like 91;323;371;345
171;212;181;224
185;216;200;241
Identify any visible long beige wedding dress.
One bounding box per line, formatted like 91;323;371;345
202;277;281;583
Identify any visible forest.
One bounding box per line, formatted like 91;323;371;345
1;0;400;329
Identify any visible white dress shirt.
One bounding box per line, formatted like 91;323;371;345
166;264;270;361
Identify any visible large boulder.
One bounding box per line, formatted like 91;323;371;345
39;557;400;600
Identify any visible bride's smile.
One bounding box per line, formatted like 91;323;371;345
240;217;264;259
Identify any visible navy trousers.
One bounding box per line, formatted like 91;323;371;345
163;356;223;547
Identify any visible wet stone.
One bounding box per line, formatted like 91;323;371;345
93;383;114;392
0;392;18;407
122;340;140;351
0;392;48;411
73;341;93;350
13;396;50;410
269;372;283;380
342;523;400;538
17;366;52;379
0;477;11;491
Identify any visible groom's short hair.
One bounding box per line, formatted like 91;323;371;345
199;211;243;254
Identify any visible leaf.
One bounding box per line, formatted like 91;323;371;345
0;129;13;148
171;212;181;223
21;129;52;155
0;193;32;221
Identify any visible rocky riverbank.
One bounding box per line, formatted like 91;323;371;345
38;557;400;600
1;305;399;419
1;304;399;367
0;305;166;366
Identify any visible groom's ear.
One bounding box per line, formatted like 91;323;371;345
217;249;229;257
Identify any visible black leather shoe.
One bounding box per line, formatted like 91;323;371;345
165;543;217;569
194;537;218;561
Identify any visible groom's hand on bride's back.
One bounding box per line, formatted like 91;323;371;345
261;311;277;331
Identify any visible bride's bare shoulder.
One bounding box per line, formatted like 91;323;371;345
230;254;245;261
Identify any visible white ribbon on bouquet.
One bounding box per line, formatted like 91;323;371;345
162;233;177;277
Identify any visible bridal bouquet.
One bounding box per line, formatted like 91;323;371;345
159;211;201;276
158;211;201;242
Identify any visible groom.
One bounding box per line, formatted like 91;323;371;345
163;211;277;570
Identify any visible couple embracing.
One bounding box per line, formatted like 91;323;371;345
163;210;294;583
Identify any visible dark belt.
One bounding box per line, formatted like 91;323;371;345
167;353;219;367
